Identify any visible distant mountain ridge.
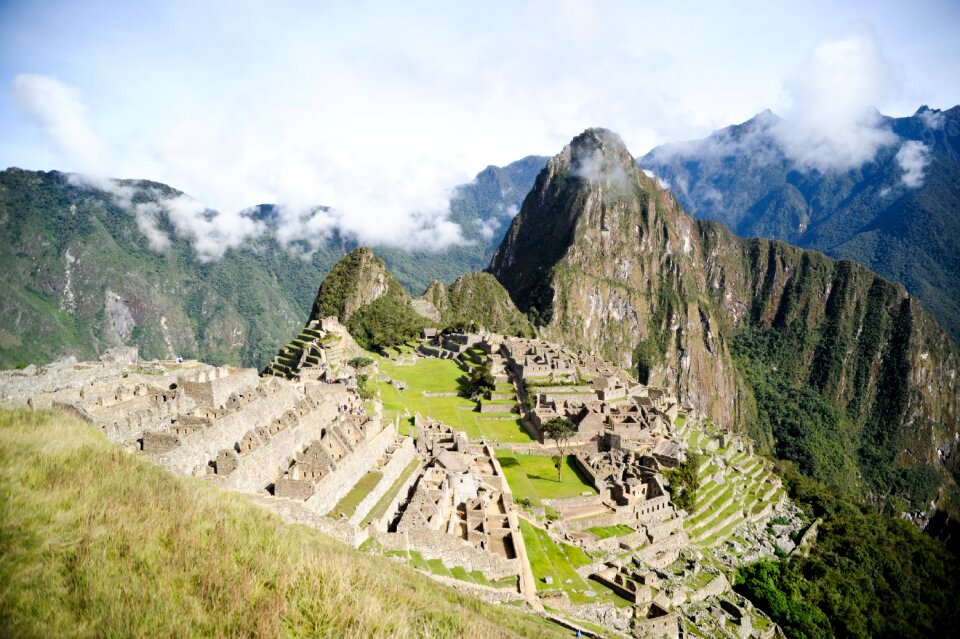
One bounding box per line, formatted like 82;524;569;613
0;157;544;369
489;127;959;514
641;105;960;343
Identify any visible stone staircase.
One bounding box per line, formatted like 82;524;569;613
263;320;344;379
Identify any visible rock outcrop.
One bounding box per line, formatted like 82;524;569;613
418;272;532;336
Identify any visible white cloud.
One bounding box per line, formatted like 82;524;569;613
919;109;946;129
132;202;171;252
476;218;498;242
5;4;959;262
570;130;633;190
773;27;898;172
896;140;931;188
11;74;105;173
67;174;263;260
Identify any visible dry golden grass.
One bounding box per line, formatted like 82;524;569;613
0;409;567;638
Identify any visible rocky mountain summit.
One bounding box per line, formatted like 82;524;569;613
641;105;960;343
490;127;959;513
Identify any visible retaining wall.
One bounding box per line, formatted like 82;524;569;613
150;383;300;476
376;530;521;581
367;459;423;533
220;400;339;493
303;423;397;516
349;436;416;526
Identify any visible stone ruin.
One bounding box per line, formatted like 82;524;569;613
262;316;361;382
376;415;527;584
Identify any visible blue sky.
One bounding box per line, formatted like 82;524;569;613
1;0;958;252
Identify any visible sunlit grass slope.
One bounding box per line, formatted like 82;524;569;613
0;409;566;638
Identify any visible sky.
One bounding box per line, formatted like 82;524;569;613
1;0;958;257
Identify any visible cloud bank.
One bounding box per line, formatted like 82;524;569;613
896;141;931;188
772;27;897;172
5;4;958;260
18;73;467;259
11;74;105;173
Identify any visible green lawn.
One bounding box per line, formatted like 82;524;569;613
518;520;592;599
329;471;383;518
377;357;534;444
386;550;518;590
363;459;420;526
518;520;633;609
496;452;596;506
586;524;635;539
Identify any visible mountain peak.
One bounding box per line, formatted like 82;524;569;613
564;128;637;185
309;247;405;324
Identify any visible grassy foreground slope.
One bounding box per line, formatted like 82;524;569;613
0;409;565;639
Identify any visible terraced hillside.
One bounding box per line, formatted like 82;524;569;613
674;419;785;547
261;317;360;379
0;408;568;639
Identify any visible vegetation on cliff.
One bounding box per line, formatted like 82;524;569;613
0;158;545;370
0;408;564;638
735;463;960;639
431;272;534;337
347;294;427;352
303;248;426;352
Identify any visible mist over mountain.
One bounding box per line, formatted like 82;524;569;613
0;156;543;369
641;105;960;343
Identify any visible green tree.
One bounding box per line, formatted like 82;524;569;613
467;361;496;399
348;356;373;370
542;417;576;481
664;453;701;511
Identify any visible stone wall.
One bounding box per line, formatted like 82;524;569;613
96;392;193;444
245;493;370;548
367;459;423;533
478;400;517;414
535;389;596;404
635;494;673;523
349;436;416;526
544;494;605;510
179;367;259;408
688;574;730;603
149;382;299;476
376;530;521;581
644;516;683;542
564;510;623;532
303;422;397;516
218;400;340;493
504;441;599;457
413;570;525;605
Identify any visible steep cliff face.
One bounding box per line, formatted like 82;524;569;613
490;129;743;427
490;128;959;509
641;105;960;343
